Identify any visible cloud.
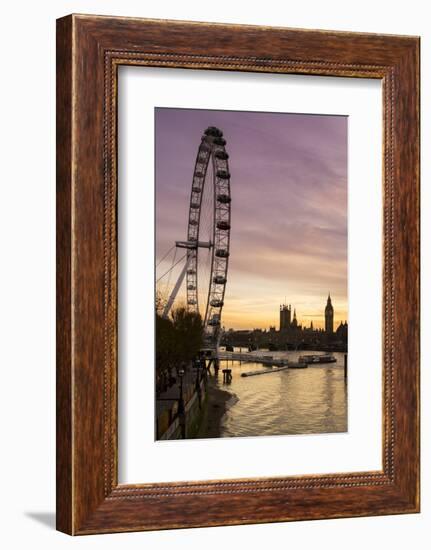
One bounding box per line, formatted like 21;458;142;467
155;108;347;330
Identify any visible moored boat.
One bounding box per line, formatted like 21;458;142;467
298;354;337;364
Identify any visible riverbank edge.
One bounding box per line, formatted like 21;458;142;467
195;378;237;439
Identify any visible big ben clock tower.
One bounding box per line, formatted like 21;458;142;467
325;293;334;334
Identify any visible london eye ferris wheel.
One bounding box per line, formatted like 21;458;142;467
157;126;232;349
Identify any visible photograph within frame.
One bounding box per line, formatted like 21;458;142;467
118;66;383;483
155;107;348;441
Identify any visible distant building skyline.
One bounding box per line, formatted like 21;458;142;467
224;292;345;333
156;107;348;330
221;297;348;352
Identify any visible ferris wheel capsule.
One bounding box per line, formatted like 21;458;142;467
215;249;230;258
217;194;231;204
213;137;226;146
215;150;229;160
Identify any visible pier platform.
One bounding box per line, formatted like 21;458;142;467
219;351;289;367
219;352;308;370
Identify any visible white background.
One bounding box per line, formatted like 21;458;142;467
119;68;382;483
0;1;428;549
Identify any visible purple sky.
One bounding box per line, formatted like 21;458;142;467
155;107;347;330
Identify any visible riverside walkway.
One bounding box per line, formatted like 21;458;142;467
156;368;204;439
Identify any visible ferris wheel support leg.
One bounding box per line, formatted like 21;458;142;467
162;254;193;319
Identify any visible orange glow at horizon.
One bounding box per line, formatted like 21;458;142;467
221;298;348;331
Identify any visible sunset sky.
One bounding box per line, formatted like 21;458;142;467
155;107;348;330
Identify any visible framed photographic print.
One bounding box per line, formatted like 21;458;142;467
56;14;420;534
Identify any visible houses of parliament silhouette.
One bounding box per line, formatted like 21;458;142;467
279;293;341;334
222;294;348;352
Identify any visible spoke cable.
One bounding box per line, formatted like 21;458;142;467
156;244;175;268
156;252;187;283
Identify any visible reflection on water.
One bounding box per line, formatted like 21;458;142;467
216;351;347;437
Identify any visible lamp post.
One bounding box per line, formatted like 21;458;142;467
194;359;200;389
194;358;204;407
178;368;186;439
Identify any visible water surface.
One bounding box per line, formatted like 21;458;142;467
216;350;347;437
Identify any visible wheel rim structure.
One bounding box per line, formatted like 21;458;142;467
186;127;231;348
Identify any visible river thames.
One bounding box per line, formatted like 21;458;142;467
214;350;347;437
